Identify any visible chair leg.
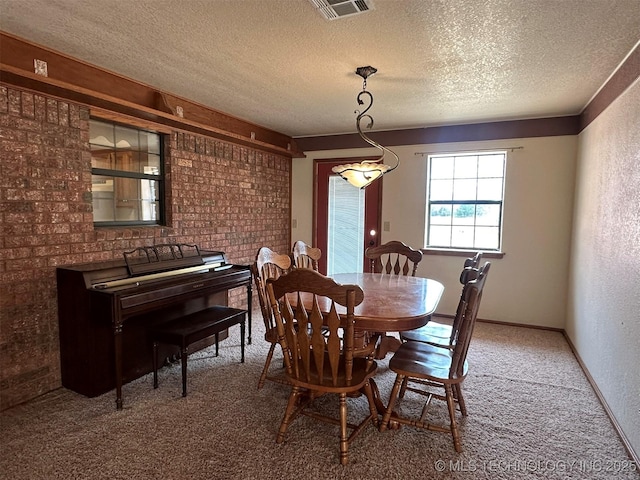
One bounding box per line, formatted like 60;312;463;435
277;386;301;444
454;383;467;416
362;380;379;427
339;393;348;465
258;343;277;389
380;374;404;432
399;376;409;399
444;384;462;452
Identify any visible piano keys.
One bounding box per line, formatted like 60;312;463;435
56;244;252;409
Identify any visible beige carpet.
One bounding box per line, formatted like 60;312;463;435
1;313;638;480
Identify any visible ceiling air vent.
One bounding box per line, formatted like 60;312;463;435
308;0;373;20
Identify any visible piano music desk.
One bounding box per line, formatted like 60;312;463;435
150;305;247;397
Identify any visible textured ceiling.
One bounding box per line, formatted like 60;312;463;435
1;0;639;138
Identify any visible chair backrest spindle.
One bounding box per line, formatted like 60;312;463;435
292;240;322;271
365;240;423;276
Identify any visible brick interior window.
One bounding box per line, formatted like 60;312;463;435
425;151;506;251
90;119;164;226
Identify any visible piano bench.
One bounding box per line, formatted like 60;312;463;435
149;306;247;397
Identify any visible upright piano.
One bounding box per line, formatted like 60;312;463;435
56;244;252;409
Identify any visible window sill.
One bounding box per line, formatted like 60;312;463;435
421;248;504;259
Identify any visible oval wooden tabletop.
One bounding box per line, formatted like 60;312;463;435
294;272;444;332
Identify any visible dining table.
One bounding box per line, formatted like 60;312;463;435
331;272;445;359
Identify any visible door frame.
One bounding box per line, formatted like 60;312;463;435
313;158;383;274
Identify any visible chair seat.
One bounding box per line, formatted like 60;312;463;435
288;355;378;393
389;341;467;383
401;321;452;346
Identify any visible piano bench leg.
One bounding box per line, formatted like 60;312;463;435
215;333;219;357
153;341;159;389
240;319;245;363
181;347;188;397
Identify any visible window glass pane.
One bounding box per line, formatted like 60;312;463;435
92;175;115;222
477;178;503;200
140;179;159;221
478;154;505;177
452;204;476;225
113;177;159;222
452;179;477;200
474;226;500;249
91;147;113;169
115;125;139;150
451;225;474;247
476;204;500;226
113;151;138;173
114;177;140;208
89;122;115;147
140;130;160;154
454;155;477;179
430;179;453;201
144;156;161;174
429;225;451;247
430;157;454;179
429;204;452;225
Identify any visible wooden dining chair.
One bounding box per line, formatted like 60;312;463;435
265;268;379;465
291;240;321;271
401;252;483;348
364;240;423;358
379;262;491;452
251;246;292;389
291;241;377;356
365;240;423;276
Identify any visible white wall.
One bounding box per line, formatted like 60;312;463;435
292;135;577;328
567;78;640;455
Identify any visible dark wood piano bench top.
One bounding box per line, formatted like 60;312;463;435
149;305;246;396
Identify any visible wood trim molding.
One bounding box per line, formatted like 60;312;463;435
0;31;301;157
562;332;639;466
580;42;640;131
295;116;580;152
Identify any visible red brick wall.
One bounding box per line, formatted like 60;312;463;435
0;85;291;410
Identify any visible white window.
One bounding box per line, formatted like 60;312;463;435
425;151;506;251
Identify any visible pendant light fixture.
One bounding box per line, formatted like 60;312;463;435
332;66;400;189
